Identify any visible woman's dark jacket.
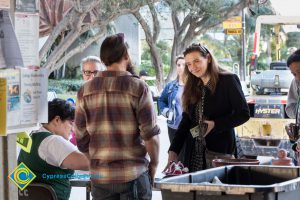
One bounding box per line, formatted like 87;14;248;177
169;73;250;168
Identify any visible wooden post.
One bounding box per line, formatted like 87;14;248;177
0;137;4;200
0;1;18;200
2;134;18;200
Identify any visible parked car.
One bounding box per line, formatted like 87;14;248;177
251;62;293;95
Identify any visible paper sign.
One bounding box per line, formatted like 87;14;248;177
16;132;32;153
226;29;242;35
0;68;47;133
0;69;21;127
0;10;24;68
0;78;7;135
223;16;242;29
0;0;10;9
20;68;48;124
15;13;39;67
16;0;39;13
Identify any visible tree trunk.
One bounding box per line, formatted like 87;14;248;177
62;63;66;78
146;39;164;91
132;8;164;91
167;35;180;83
150;46;164;91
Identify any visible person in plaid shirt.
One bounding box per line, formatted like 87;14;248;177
75;33;160;200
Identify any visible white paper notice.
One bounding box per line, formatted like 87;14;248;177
16;0;38;13
0;43;5;67
20;68;48;124
0;69;21;127
0;0;10;9
0;10;24;68
15;13;39;67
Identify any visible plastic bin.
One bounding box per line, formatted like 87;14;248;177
155;165;300;200
212;158;260;167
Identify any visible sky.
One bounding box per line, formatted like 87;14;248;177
269;0;300;32
270;0;300;16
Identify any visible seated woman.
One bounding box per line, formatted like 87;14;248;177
18;98;89;200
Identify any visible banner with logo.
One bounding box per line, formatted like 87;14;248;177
254;104;284;118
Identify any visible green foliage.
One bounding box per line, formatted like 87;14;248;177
280;45;289;61
201;34;231;59
57;93;77;101
48;79;84;94
140;40;172;76
245;5;275;35
156;40;172;66
257;54;269;70
286;32;300;48
199;33;237;70
145;79;156;86
244;3;275;70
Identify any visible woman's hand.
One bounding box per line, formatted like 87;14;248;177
163;151;178;173
204;120;215;137
284;123;294;140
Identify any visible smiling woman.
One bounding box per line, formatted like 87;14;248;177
165;43;250;172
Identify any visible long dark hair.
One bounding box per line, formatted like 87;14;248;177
182;43;226;112
100;33;136;75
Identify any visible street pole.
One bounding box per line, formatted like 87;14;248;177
240;7;246;81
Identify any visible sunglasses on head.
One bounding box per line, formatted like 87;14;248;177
192;43;209;54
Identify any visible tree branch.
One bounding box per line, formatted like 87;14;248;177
43;29;79;69
170;10;179;34
50;27;107;73
177;13;192;36
132;11;153;41
74;0;82;12
180;17;198;48
147;1;160;42
40;0;136;63
39;8;77;61
218;0;248;20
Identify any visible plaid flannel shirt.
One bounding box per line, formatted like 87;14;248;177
75;71;160;183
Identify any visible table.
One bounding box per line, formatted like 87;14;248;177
70;179;91;200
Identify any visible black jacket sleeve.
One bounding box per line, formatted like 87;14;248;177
169;112;191;154
214;74;250;132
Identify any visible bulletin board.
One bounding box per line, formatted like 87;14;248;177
0;9;47;136
0;68;48;136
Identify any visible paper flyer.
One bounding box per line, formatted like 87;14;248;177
17;132;32;153
0;69;21;127
0;10;24;68
16;0;39;13
20;68;48;124
0;78;7;136
0;42;5;67
15;13;39;67
0;0;10;9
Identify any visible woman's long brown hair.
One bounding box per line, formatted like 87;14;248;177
182;43;226;113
